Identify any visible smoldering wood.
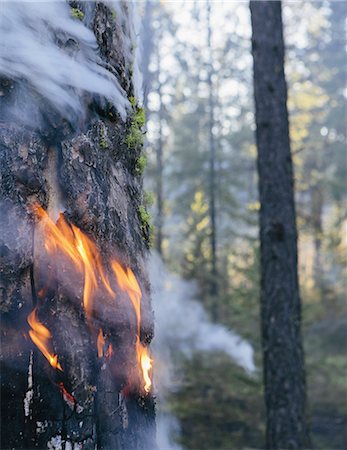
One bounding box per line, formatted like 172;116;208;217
0;2;155;449
250;2;310;449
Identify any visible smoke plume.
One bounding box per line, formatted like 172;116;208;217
0;1;129;123
150;253;256;449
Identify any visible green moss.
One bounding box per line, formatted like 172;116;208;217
71;7;84;20
135;154;147;175
134;107;145;127
138;205;151;228
125;126;144;149
129;96;137;107
112;10;117;20
100;138;108;149
138;204;154;247
144;191;154;207
125;101;146;149
128;97;145;126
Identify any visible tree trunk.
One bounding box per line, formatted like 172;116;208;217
0;2;156;449
311;184;324;296
250;2;310;448
155;44;164;258
206;0;219;304
141;0;155;113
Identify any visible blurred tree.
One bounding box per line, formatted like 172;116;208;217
142;2;177;258
285;1;347;299
206;0;219;303
250;1;310;448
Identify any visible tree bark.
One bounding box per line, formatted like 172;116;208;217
0;2;155;449
250;2;310;448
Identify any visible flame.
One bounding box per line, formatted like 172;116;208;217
138;343;152;393
97;328;105;358
111;261;152;393
27;308;62;371
29;204;152;393
97;329;114;360
33;205;115;321
58;382;76;409
106;343;113;359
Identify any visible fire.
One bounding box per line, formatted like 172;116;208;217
138;343;152;393
97;328;105;358
58;382;76;409
106;343;113;359
27;308;62;371
111;261;152;393
28;204;152;393
33;205;115;321
97;328;113;360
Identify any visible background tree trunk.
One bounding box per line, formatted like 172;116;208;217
0;2;155;449
155;44;164;257
206;0;219;304
250;2;310;448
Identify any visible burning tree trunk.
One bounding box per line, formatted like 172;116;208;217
0;2;155;449
250;2;310;448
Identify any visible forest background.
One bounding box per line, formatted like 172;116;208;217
141;1;347;449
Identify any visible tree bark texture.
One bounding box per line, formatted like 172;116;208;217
0;2;155;449
250;2;310;449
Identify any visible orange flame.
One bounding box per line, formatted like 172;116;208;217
97;328;105;358
138;343;152;393
27;308;62;371
33;205;115;321
58;382;76;409
106;343;113;360
97;329;114;360
111;261;152;393
29;204;152;392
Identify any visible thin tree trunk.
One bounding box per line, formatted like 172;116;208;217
142;0;155;113
0;2;155;449
250;2;310;448
155;42;164;257
206;0;218;303
311;184;324;295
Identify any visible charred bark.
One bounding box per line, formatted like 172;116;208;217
0;2;155;449
250;2;310;449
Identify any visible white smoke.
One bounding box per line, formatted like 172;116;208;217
149;253;256;449
110;0;143;103
0;0;129;122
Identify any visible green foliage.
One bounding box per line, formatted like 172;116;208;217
170;353;264;450
70;7;84;21
304;297;347;449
